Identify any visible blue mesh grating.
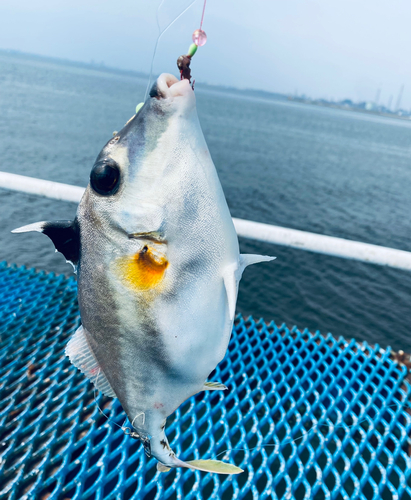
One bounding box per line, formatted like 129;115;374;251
0;261;411;500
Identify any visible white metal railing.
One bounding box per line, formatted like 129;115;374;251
1;171;411;271
0;171;84;203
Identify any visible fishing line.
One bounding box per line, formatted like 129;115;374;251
212;401;403;461
143;0;199;102
199;0;207;30
92;373;405;465
93;369;131;433
94;388;132;434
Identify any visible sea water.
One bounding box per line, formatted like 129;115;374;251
1;51;411;351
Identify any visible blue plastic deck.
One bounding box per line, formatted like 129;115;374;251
0;262;411;500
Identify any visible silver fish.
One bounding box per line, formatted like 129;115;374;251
13;73;274;474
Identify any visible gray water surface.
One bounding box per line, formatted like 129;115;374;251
1;51;410;351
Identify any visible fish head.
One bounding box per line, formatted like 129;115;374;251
77;73;202;293
87;73;193;184
79;73;197;226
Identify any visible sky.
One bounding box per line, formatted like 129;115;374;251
1;0;411;108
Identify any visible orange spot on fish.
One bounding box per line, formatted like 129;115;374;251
115;245;168;291
154;402;164;409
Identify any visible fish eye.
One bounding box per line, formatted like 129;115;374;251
90;160;120;195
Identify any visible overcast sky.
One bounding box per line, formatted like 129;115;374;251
1;0;411;108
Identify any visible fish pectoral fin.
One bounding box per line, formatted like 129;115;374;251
12;220;79;269
128;231;166;244
185;459;243;474
222;263;238;321
157;463;171;473
65;325;117;398
203;381;227;391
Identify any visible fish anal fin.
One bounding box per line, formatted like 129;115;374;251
240;253;276;272
223;254;275;321
203;381;227;391
65;325;116;398
12;219;80;267
222;263;238;321
185;459;243;474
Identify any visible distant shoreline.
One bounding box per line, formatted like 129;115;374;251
287;96;411;121
3;48;407;121
0;48;288;104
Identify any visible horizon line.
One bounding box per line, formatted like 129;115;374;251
0;47;287;101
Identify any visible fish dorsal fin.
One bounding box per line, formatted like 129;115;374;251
65;325;116;398
12;220;80;269
203;381;227;391
222;263;238;321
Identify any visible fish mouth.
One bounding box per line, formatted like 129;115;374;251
150;74;192;100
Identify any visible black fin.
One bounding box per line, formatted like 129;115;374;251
12;219;80;266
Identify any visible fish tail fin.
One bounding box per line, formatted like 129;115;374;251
152;423;243;474
181;459;243;474
157;455;243;474
156;462;171;472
